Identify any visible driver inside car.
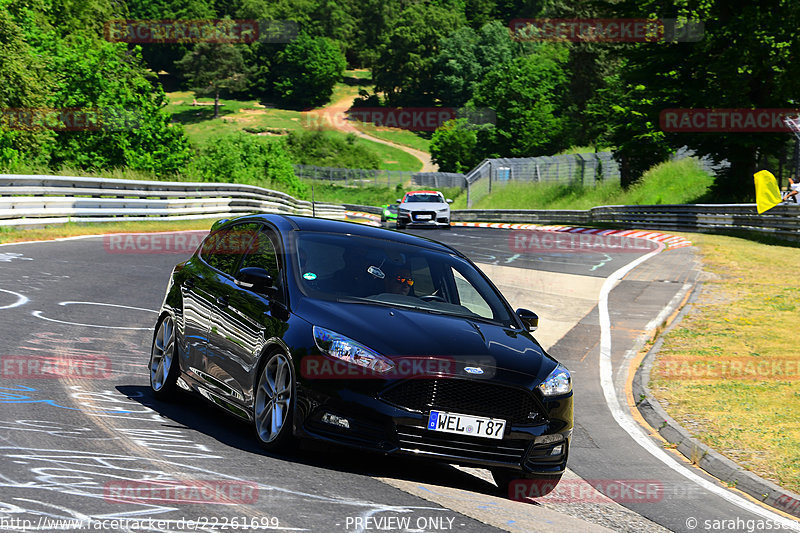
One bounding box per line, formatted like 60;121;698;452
384;266;414;296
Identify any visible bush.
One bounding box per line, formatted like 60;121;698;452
284;130;381;169
430;119;483;173
191;132;306;197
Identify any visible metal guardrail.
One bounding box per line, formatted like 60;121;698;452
451;203;800;241
0;174;345;227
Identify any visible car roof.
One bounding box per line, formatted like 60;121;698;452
214;214;459;254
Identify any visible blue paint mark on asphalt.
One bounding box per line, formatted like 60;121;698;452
0;385;134;413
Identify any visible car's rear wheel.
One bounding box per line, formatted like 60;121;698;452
254;351;295;451
149;315;179;399
491;469;563;500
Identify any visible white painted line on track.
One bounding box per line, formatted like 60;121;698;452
597;244;800;530
0;288;28;310
58;301;158;313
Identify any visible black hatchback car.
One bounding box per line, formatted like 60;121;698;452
149;214;573;494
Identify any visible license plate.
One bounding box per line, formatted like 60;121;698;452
415;214;431;220
427;410;506;440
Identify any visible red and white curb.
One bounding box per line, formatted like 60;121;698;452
345;211;382;226
451;222;692;249
344;211;692;249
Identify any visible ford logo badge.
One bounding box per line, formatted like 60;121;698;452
464;367;484;375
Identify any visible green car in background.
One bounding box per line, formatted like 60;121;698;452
380;203;399;226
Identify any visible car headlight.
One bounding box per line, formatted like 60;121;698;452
313;326;394;373
399;209;410;215
437;208;449;213
538;364;571;396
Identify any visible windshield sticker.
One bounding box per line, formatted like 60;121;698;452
367;266;385;279
302;272;317;280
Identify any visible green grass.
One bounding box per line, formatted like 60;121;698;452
354;123;432;153
649;232;800;492
0;218;216;244
451;157;714;210
164;79;424;172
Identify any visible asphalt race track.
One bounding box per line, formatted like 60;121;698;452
0;226;798;533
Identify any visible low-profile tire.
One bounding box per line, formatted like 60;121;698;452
253;351;296;451
491;469;563;500
149;315;180;400
396;223;406;230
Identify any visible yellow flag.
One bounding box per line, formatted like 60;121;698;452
753;170;782;214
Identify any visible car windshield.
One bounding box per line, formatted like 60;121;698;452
293;232;513;326
404;194;443;203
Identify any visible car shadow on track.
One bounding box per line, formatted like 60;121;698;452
118;384;506;499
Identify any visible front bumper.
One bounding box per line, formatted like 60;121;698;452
398;213;450;227
295;381;572;473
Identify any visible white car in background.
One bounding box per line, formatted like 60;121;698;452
396;190;453;230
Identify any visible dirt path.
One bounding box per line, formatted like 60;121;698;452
305;96;438;172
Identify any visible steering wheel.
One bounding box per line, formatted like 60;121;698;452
420;294;446;303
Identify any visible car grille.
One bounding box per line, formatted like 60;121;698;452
396;425;528;465
380;379;542;424
412;211;436;221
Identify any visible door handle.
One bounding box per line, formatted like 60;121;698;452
216;296;228;306
182;278;195;289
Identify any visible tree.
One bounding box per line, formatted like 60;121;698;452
0;9;54;168
176;41;248;118
126;0;217;75
272;33;346;108
372;3;464;106
45;36;193;174
601;0;800;198
432;20;516;107
470;44;571;158
430;119;483;172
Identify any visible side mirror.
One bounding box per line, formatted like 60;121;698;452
236;267;274;295
446;199;453;204
516;308;538;332
396;198;402;203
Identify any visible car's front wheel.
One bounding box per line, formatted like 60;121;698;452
149;315;179;399
491;469;563;500
254;351;295;451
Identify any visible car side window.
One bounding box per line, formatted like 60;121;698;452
199;223;259;276
240;227;283;300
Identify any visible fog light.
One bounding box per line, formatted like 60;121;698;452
322;413;350;429
550;444;563;456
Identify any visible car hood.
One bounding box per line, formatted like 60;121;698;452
400;202;449;211
294;298;554;385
